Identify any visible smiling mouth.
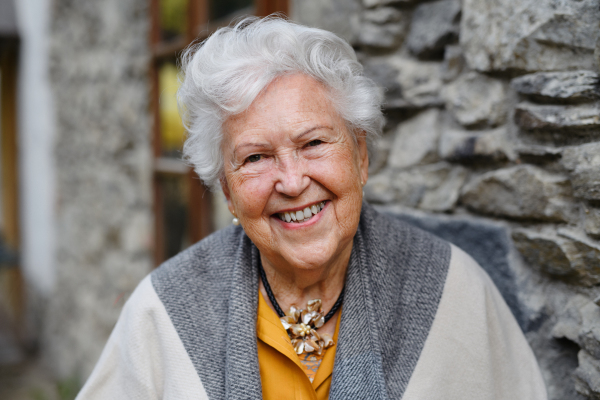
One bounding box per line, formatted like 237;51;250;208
276;201;326;223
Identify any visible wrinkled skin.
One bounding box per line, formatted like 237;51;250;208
221;73;368;335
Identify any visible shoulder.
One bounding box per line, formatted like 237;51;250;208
444;244;528;337
441;244;523;339
77;276;208;399
151;224;246;293
402;243;547;399
148;225;251;368
361;201;448;247
359;202;451;277
446;244;497;300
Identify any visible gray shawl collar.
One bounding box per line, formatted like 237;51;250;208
152;202;450;399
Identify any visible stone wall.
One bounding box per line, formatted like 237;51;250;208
44;0;153;379
293;0;600;398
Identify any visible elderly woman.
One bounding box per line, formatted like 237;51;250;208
77;17;547;400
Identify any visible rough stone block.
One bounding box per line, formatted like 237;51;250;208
364;56;443;109
461;0;600;72
362;0;417;7
511;71;600;104
584;208;600;240
362;7;403;24
513;229;600;286
388;108;440;169
551;295;589;344
562;143;600;201
558;229;600;287
441;45;465;82
365;163;467;211
461;165;573;222
358;11;408;49
369;134;393;175
512;229;573;277
574;350;600;398
579;302;600;360
516;145;562;165
439;126;512;164
514;103;600;133
406;0;461;59
364;172;396;204
417;165;467;211
291;0;361;43
443;72;507;128
362;59;402;106
597;35;600;71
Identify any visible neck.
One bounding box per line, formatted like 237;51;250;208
258;243;351;319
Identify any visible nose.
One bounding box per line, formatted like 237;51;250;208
274;155;310;197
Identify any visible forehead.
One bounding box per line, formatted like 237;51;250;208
223;74;344;145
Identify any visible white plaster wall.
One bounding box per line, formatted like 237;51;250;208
15;0;56;296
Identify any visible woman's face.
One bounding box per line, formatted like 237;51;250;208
221;74;368;273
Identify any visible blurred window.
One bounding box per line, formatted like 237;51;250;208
0;28;25;363
210;0;253;21
160;0;188;41
150;0;289;265
157;174;191;259
158;60;185;157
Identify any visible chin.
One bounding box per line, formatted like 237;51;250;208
288;254;333;271
280;239;349;271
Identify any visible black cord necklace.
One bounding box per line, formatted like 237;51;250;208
258;258;344;324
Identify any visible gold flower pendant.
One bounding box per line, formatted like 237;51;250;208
279;299;335;355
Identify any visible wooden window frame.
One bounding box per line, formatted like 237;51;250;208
149;0;288;266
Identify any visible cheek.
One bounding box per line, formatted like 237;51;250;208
227;172;274;216
311;148;361;189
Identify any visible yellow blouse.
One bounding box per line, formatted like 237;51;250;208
257;292;341;400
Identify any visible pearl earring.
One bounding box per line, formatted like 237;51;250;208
232;217;240;226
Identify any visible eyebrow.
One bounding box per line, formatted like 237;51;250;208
233;142;270;159
233;125;330;158
292;125;330;142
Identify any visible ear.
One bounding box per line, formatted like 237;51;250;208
357;135;369;185
220;176;236;216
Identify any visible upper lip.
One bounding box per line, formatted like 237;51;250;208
272;200;327;215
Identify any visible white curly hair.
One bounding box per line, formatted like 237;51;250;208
178;16;384;190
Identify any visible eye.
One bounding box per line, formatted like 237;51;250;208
247;154;263;163
307;140;322;147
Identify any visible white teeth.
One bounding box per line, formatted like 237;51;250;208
279;201;326;223
303;207;311;219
